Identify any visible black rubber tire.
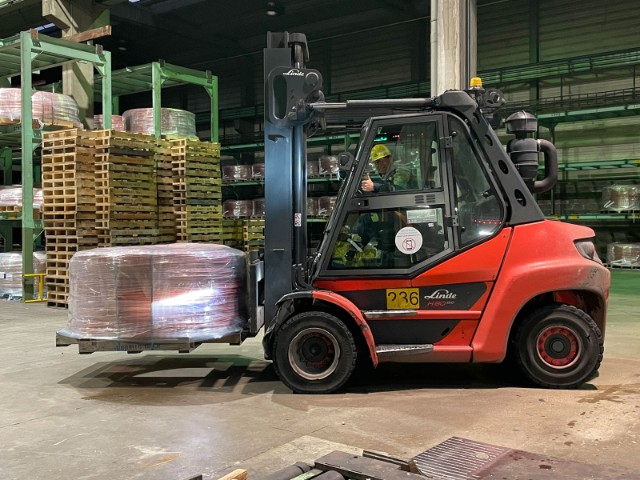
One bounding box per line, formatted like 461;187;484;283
272;311;357;394
514;304;603;389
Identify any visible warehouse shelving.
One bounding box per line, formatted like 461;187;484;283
95;60;219;141
0;30;112;294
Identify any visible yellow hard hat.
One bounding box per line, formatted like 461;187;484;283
370;144;391;162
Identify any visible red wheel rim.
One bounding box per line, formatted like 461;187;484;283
536;326;580;368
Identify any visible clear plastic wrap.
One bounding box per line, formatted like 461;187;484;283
318;155;339;176
251;163;265;180
318;196;337;216
0;186;43;210
607;243;640;267
222;165;252;182
93;114;125;131
123;108;196;137
307;159;320;178
252;198;266;217
223;199;253;218
307;197;320;217
601;185;640;212
0;88;81;126
65;243;248;341
0;252;46;298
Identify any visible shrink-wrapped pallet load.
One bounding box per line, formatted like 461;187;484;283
223;199;253;218
123;107;196;137
318;155;339;176
93;114;125;131
0;88;81;126
0;252;46;299
607;243;640;267
222;165;252;182
601;184;640;212
64;244;247;341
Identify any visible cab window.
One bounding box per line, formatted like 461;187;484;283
329;118;450;271
329;207;448;270
449;117;503;247
363;121;441;193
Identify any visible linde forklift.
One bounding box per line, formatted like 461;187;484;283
259;32;609;393
57;31;610;395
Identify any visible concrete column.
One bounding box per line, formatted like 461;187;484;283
42;0;109;124
430;0;477;96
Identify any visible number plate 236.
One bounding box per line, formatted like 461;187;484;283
386;288;420;309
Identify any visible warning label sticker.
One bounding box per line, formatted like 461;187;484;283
395;226;423;255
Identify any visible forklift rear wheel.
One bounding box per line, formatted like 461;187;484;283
515;304;603;389
273;311;357;393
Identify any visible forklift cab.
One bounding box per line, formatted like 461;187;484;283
318;112;504;273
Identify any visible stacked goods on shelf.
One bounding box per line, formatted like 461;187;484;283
307;197;320;217
93;114;125;131
0;88;81;127
607;243;640;268
318;155;339;177
307;159;320;178
318;196;337;216
98;131;159;246
251;163;265;180
41;128;81;307
123;108;197;138
601;184;639;212
63;243;248;341
222;165;252;182
0;186;43;218
0;252;46;299
243;219;265;252
252;198;265;217
223;200;253;218
173;138;223;243
155;138;177;243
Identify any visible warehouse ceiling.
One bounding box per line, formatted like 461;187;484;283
0;0;431;70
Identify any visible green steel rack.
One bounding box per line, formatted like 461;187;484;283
95;60;218;141
0;30;112;294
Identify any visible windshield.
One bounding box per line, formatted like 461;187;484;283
311;123;369;275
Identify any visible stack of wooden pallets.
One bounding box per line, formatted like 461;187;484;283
99;131;159;246
242;219;265;252
173;138;223;243
76;130;108;248
221;219;244;249
155;138;177;243
41;128;79;307
40;127;227;307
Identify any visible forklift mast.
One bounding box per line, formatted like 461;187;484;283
263;32;324;325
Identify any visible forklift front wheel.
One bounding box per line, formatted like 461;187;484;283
515;304;603;389
273;311;357;394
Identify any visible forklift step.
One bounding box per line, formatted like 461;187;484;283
375;344;434;359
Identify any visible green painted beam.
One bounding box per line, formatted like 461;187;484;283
0;147;11;184
97;60;218;141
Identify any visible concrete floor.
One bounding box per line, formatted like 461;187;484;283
1;270;639;480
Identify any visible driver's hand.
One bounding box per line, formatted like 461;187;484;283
361;175;374;192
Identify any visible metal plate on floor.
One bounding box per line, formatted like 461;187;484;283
412;437;639;480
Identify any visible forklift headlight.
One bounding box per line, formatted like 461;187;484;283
574;239;602;264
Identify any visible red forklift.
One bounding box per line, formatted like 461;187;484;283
57;32;610;394
260;32;609;393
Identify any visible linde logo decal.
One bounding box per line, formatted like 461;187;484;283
283;68;305;76
424;289;457;307
424;289;457;300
